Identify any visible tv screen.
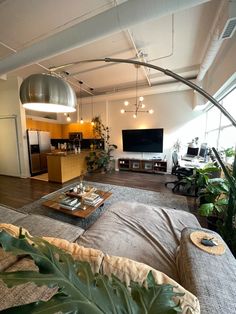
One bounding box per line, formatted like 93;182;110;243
122;129;163;153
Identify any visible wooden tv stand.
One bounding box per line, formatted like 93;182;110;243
118;158;167;174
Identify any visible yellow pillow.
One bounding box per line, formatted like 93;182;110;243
0;223;200;314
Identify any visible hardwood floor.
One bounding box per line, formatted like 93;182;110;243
0;171;198;212
0;175;62;208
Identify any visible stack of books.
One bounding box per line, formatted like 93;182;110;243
59;197;81;211
83;193;102;206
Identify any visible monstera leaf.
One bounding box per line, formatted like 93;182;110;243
0;230;183;313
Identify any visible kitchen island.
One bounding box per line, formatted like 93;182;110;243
47;151;89;183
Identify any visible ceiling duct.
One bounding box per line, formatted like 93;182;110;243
0;0;209;76
220;18;236;38
196;0;236;83
219;0;236;39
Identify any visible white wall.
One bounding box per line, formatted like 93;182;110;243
79;100;108;125
0;77;29;177
107;90;205;172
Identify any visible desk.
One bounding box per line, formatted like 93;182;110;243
179;158;208;169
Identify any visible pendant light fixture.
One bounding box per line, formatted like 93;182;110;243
20;73;76;113
90;88;95;126
120;65;153;118
66;114;71;122
79;81;84;124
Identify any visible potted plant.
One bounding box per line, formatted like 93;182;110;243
191;148;236;255
198;177;230;231
179;163;220;196
211;147;236;256
85;151;99;172
88;116;117;173
97;144;117;173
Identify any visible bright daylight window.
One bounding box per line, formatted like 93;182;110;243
205;87;236;150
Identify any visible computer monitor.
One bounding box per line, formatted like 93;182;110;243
187;147;199;157
199;144;207;158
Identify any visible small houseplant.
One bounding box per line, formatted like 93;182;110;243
223;147;235;164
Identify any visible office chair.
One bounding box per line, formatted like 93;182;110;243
165;151;193;192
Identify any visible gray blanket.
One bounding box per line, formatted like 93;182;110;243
78;201;201;282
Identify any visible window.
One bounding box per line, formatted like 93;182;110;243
205;87;236;150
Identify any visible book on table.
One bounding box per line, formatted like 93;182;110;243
83;193;103;206
59;196;81;211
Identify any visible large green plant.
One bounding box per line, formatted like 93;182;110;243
0;229;183;313
183;148;236;255
198;177;230;217
88;116;117;172
211;148;236;256
180;163;219;196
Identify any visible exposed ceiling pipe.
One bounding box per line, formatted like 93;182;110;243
0;38;86;92
197;29;223;83
81;80;192;104
0;0;209;76
194;0;234;110
126;29;152;87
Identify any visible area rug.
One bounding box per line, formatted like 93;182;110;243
18;181;189;230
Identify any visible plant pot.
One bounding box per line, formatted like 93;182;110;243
107;159;115;173
100;168;106;174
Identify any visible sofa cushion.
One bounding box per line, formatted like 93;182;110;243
102;254;200;314
0;205;27;224
77;201;201;282
0;224;200;314
14;214;84;242
44;237;104;274
177;227;236;314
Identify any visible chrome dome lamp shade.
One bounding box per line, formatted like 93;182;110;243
20;73;77;113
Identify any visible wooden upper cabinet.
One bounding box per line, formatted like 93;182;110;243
26;118;62;139
62;122;94;139
26;119;95;139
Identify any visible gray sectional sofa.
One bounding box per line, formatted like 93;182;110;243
0;202;236;313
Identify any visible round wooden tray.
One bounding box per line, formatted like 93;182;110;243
190;230;225;255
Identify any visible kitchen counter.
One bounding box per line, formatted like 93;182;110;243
47;150;90;183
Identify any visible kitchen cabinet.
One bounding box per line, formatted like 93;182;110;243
47;151;89;183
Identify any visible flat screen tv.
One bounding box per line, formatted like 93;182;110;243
122;128;163;153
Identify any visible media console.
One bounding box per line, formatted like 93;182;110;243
118;158;167;174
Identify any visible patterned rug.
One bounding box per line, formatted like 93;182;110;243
18;181;189;230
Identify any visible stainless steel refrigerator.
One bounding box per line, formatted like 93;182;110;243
27;130;51;176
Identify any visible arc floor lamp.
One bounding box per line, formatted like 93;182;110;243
51;57;236;252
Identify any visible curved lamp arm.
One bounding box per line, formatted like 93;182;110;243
52;57;236;244
51;57;236;127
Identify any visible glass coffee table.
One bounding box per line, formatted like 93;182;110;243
42;184;112;219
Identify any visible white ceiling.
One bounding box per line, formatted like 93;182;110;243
0;0;225;99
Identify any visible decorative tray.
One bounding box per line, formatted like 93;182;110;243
65;186;97;199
